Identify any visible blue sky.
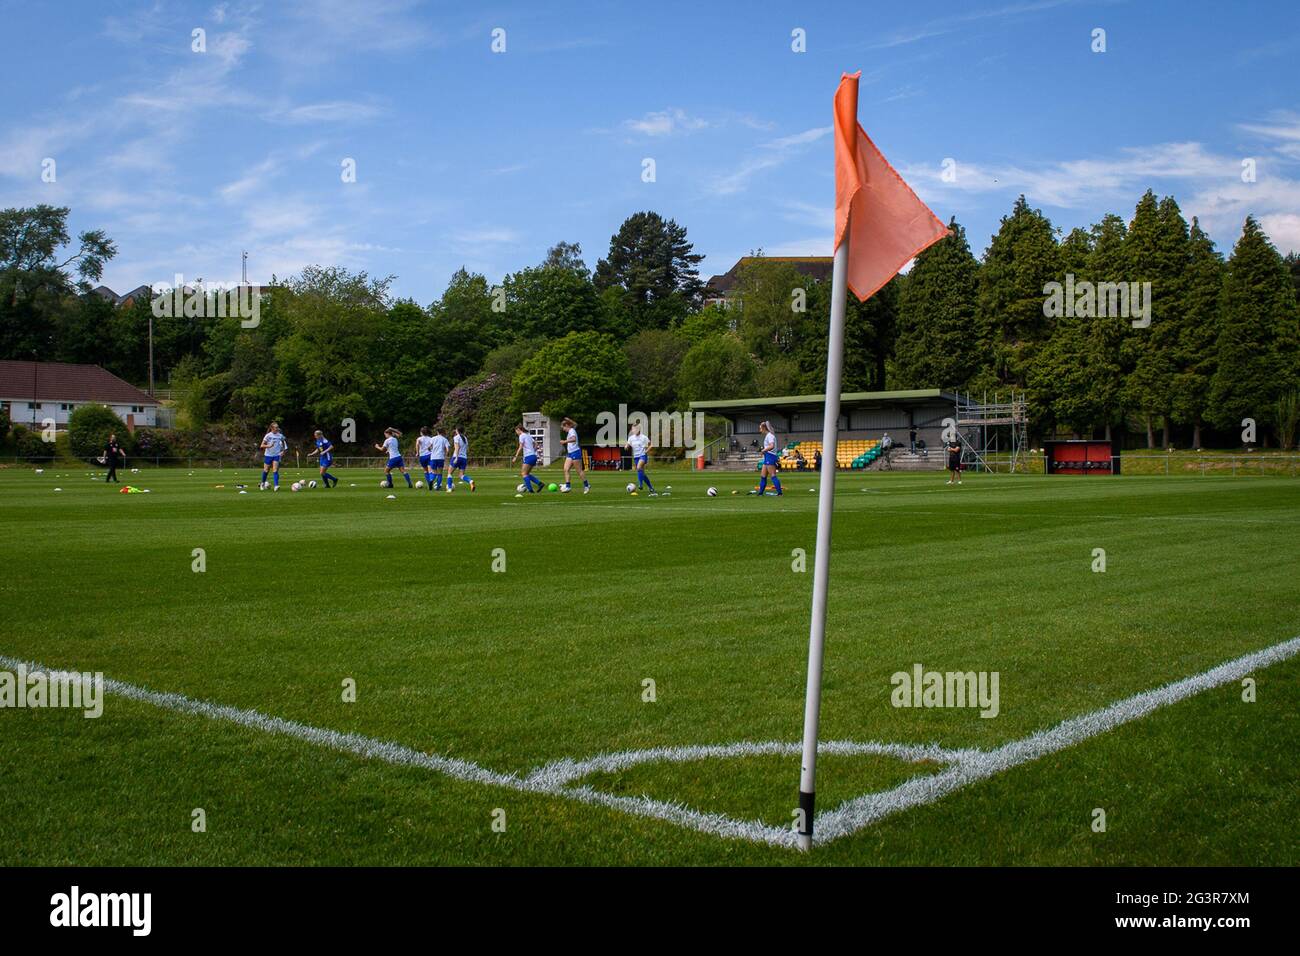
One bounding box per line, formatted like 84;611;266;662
1;0;1296;303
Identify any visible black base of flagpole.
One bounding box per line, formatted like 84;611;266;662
798;789;816;838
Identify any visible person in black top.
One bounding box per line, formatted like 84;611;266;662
909;426;917;453
945;437;962;485
813;449;822;472
103;433;124;483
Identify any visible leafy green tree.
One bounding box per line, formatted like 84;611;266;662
894;219;983;390
542;241;588;276
504;266;612;341
511;331;630;424
625;328;688;410
0;205;116;359
68;404;129;459
483;338;544;376
594;211;704;327
0;204;115;358
369;300;439;427
1207;216;1300;444
677;305;731;346
52;290;119;368
730;257;808;362
272;267;390;433
676;334;757;402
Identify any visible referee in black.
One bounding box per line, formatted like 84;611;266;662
103;433;124;483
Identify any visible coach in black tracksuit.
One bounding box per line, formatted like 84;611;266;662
103;434;123;483
946;438;962;485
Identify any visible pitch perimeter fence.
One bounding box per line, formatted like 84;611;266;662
976;453;1300;477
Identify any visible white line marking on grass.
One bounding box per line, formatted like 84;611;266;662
814;635;1300;843
3;636;1296;850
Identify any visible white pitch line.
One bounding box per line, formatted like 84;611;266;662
3;636;1297;850
814;635;1300;844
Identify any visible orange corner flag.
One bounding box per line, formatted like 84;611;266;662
834;71;949;301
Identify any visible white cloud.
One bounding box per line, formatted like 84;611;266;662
273;101;386;124
869;0;1078;49
1257;213;1300;255
763;126;832;150
711;126;832;196
623;108;710;137
452;228;522;246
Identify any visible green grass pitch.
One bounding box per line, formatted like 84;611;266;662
1;463;1296;865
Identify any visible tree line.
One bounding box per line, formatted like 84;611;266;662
3;195;1298;455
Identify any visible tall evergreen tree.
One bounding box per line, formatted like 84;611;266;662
975;196;1060;397
1207;216;1300;444
1032;215;1126;436
1122;192;1190;446
893;218;982;390
594;211;704;328
1168;218;1224;448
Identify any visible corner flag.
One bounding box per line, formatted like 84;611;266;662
796;71;949;851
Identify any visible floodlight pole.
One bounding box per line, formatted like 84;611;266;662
797;227;850;852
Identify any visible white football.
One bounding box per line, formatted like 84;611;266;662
291;482;301;492
308;480;317;489
626;482;636;493
415;480;424;488
516;483;526;492
380;480;387;487
707;487;718;497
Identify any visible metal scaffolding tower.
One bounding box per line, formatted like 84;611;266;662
955;390;1030;473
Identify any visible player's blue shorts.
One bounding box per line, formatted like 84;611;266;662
567;449;582;461
419;454;431;467
763;451;779;466
264;455;281;466
452;456;467;470
634;454;648;467
523;454;538;467
387;456;404;469
430;459;445;470
320;455;333;468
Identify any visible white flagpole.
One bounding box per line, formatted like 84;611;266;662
797;225;850;851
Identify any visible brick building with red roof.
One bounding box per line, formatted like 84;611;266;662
0;360;159;431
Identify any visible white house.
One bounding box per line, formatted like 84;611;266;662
0;360;159;431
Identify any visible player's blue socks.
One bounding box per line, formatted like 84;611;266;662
640;471;654;492
403;472;413;488
526;474;541;492
759;476;767;494
272;471;279;488
772;476;782;495
322;471;334;487
261;469;268;485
